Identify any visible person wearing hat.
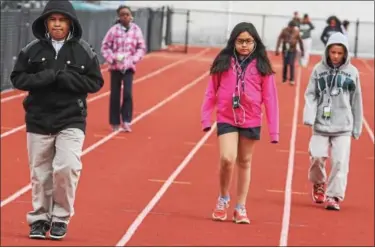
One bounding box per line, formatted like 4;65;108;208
10;0;104;240
275;20;304;85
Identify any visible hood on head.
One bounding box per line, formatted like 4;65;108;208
322;32;350;68
32;0;82;41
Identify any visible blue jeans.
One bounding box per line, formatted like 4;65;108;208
282;51;297;82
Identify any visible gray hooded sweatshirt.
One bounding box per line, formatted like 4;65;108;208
303;32;363;139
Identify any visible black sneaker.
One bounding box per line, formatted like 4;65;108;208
50;222;67;240
29;220;51;239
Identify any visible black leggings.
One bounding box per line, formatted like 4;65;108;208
109;69;134;125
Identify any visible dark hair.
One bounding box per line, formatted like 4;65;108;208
342;20;349;28
303;14;309;19
288;20;298;27
117;5;132;15
328;43;347;54
210;22;274;76
326;15;341;26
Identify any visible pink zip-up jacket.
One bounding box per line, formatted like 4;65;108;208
101;22;146;72
201;58;280;143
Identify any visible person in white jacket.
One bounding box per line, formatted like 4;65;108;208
299;14;315;67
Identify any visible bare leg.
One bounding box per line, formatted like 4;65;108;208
218;132;239;198
236;136;257;206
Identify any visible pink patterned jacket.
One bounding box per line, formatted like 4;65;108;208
201;58;280;143
101;22;146;72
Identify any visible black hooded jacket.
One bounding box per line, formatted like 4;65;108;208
10;0;104;135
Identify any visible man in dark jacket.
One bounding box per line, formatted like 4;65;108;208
10;0;104;240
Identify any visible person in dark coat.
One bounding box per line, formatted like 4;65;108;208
10;0;104;240
320;15;344;45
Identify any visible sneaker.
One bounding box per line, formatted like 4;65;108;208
289;80;295;85
29;220;50;239
325;197;340;211
121;122;132;132
233;207;250;224
212;197;229;221
112;125;120;132
49;222;67;240
312;183;326;204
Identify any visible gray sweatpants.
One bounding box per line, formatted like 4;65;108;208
308;135;351;201
26;128;85;225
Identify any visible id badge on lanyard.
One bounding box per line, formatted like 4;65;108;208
323;105;332;118
322;70;338;119
232;69;245;109
285;43;290;51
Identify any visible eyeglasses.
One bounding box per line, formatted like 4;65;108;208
235;39;255;45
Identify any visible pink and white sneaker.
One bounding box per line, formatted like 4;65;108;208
212;197;229;221
325;197;340;211
233;207;250;224
121;122;132;132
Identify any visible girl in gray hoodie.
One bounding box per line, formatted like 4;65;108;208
303;32;363;211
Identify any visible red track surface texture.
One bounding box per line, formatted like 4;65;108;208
1;46;374;246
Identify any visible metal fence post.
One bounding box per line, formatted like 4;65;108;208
146;8;153;53
184;10;190;53
354;18;359;58
261;14;266;41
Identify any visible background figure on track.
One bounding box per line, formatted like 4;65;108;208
101;5;146;132
10;0;104;240
291;11;301;28
201;22;279;224
303;32;363;211
275;20;304;85
341;20;350;37
320;15;344;46
299;14;315;68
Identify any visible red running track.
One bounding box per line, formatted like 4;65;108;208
0;49;208;200
1;47;374;246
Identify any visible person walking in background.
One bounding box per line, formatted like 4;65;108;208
201;22;279;224
291;11;301;28
341;20;350;37
275;20;304;85
299;14;315;68
320;16;344;46
303;32;363;211
101;5;146;132
10;0;104;240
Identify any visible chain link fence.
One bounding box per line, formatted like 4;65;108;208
3;6;373;91
165;8;374;59
0;7;165;91
165;8;190;53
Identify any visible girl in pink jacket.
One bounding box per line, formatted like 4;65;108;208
101;5;146;132
201;22;279;224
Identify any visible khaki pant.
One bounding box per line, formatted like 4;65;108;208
308;135;351;201
300;37;312;67
26;128;85;225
